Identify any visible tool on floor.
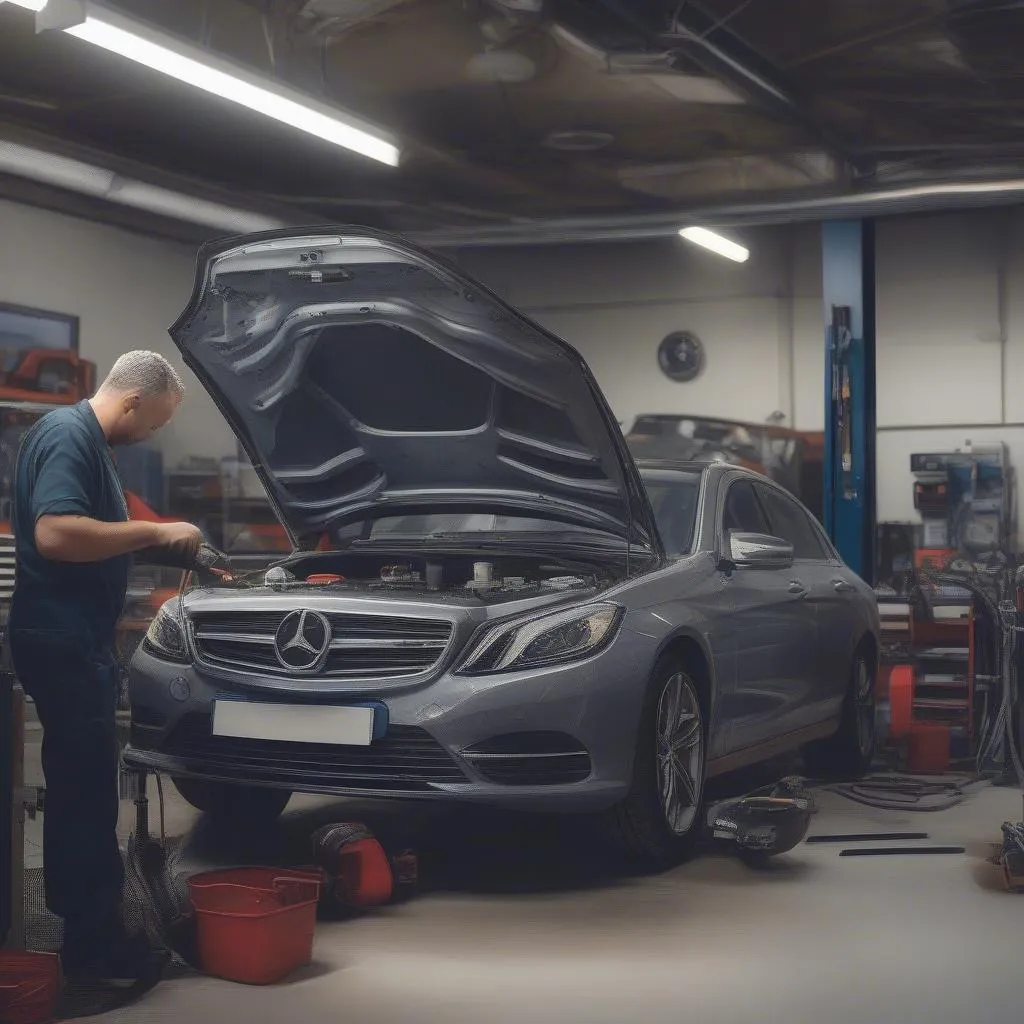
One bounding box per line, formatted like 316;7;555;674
998;822;1024;892
709;795;813;864
806;832;929;844
311;822;418;914
838;846;965;857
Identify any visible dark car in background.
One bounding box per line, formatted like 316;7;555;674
124;228;877;867
625;414;825;522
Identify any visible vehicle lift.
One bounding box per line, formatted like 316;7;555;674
822;219;876;583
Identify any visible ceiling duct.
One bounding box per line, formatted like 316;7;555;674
414;176;1024;248
618;153;838;200
298;0;414;36
549;23;745;104
484;0;544;13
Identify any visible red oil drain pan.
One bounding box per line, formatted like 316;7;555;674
188;867;322;985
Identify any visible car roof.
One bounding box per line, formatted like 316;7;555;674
628;413;821;442
636;457;739;474
636;459;780;487
635;458;709;475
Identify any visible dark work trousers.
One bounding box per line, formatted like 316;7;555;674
9;626;124;948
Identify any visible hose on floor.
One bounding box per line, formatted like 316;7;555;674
824;773;977;812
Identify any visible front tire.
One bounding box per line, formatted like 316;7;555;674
803;647;876;778
602;657;707;869
172;777;292;827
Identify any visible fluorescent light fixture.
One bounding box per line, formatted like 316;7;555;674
2;0;48;9
19;0;399;166
0;139;285;233
679;226;749;263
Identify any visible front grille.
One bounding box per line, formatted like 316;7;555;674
189;609;453;679
143;713;467;791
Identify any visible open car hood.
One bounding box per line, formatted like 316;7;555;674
170;228;661;553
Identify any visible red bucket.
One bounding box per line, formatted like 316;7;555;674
0;951;61;1024
188;868;322;985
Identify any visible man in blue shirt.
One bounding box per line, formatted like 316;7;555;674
10;351;206;988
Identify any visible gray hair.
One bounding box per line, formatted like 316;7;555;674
99;350;185;399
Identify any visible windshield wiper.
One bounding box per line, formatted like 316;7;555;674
414;531;625;546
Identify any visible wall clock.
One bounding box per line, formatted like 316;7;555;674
658;331;705;383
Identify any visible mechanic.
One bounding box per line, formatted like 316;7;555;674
8;351;211;991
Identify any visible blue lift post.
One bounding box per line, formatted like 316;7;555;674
822;220;877;582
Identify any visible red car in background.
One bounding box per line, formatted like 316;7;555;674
625;414;825;521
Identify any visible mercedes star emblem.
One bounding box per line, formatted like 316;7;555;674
273;609;331;672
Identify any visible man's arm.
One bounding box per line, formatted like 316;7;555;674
27;431;189;565
35;515;162;563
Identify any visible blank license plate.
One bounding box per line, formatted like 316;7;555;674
212;701;375;746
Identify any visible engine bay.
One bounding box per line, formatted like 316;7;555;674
193;550;613;605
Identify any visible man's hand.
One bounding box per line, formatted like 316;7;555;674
137;521;204;570
151;521;204;557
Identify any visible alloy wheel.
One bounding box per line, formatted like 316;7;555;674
655;673;705;835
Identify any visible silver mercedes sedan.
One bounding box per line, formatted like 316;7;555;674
124;228;879;867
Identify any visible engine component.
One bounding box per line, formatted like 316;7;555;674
264;566;294;588
425;562;444;591
542;576;587;590
381;564;421;585
467;561;500;591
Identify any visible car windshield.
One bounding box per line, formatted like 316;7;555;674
639;468;703;557
323;470;701;556
334;514;623;546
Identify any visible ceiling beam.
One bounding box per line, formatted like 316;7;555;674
0;119;311;222
0;170;220;245
413;175;1024;248
582;0;874;179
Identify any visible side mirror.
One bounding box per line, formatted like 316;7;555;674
725;532;794;570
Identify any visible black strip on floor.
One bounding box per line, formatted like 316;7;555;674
807;832;929;844
838;846;965;857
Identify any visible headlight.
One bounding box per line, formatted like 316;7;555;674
459;603;622;675
143;598;189;663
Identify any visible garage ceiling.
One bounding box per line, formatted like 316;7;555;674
1;0;1023;241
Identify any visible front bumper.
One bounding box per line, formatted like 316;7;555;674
124;637;651;813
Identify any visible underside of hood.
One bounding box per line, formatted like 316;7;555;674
169;227;660;553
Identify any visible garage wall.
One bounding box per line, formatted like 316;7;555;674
456;229;797;429
3;195;1024;547
872;208;1022;537
0;200;235;467
462;209;1024;545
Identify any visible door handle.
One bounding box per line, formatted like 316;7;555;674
832;578;855;593
788;580;808;596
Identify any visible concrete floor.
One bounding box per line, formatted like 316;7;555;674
19;727;1024;1024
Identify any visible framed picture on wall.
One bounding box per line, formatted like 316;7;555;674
0;302;80;394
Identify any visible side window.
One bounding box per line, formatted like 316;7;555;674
757;486;828;561
722;480;770;535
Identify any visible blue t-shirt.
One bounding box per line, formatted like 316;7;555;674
10;401;130;648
